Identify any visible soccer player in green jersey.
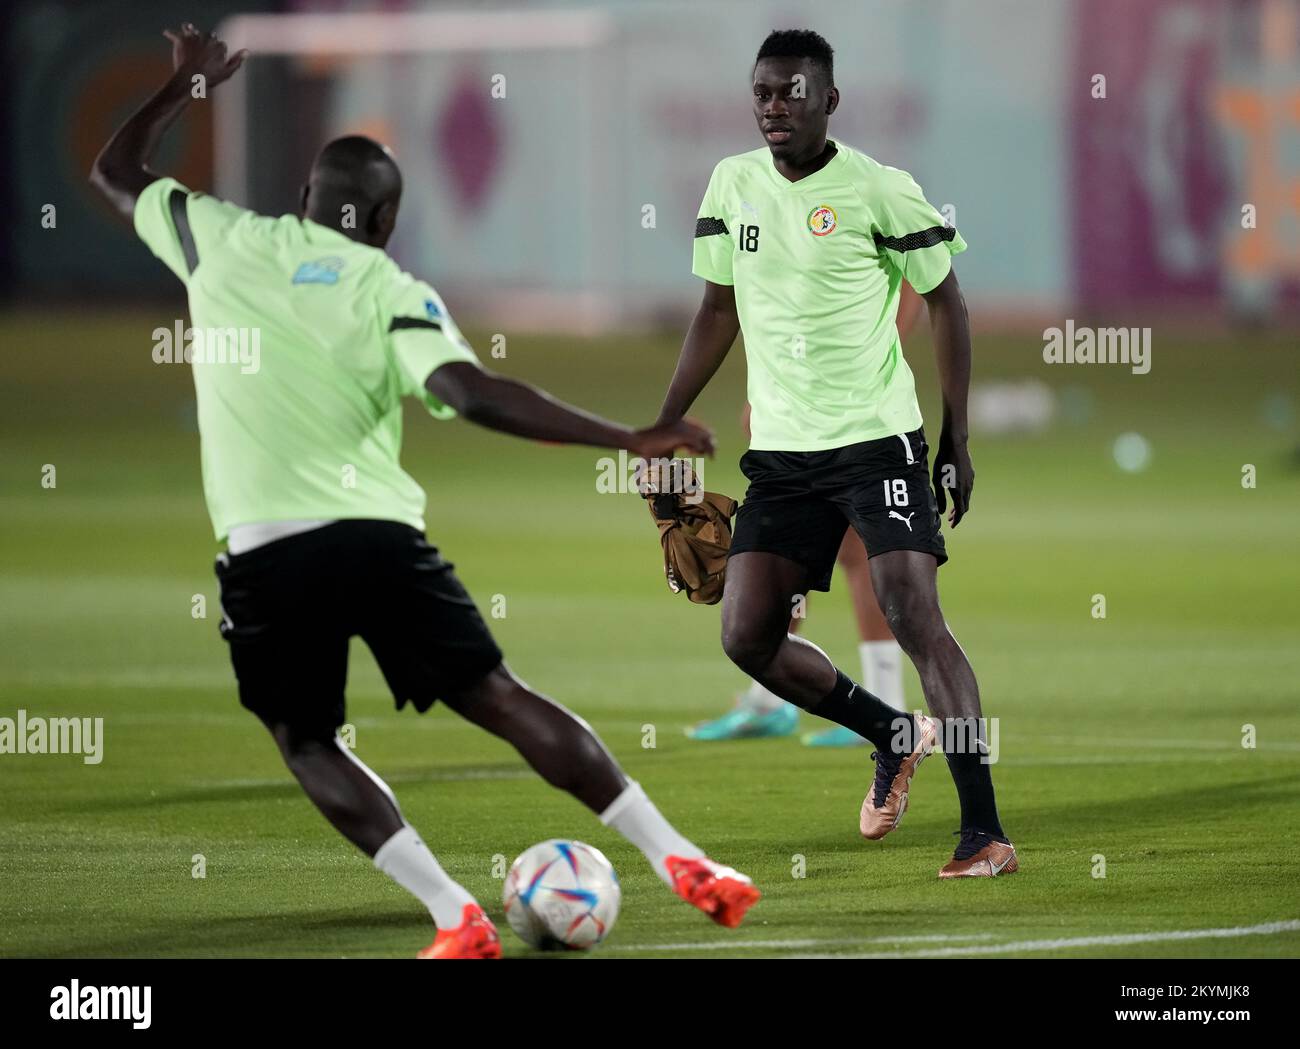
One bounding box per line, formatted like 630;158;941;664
90;23;760;957
655;30;1017;877
689;284;924;747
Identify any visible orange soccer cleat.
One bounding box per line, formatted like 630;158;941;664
665;855;761;928
416;903;503;959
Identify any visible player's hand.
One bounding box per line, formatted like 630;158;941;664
933;429;973;527
163;23;247;88
630;418;716;462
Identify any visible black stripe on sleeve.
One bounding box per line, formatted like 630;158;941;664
873;224;956;253
695;217;730;238
168;189;199;275
388;316;444;332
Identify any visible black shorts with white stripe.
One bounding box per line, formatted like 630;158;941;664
728;427;947;592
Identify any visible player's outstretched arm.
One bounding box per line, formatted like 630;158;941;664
426;362;715;462
922;268;974;527
89;23;246;220
654;281;741;424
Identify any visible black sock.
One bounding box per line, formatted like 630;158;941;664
944;745;1004;839
811;669;915;754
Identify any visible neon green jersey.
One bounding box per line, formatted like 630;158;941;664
692;142;966;451
133;177;479;541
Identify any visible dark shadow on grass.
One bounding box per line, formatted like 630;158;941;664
48;762;533;815
23;906;430;959
989;766;1300;835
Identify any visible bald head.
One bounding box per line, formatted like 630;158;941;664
302;136;403;248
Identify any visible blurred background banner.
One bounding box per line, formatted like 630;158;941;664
4;0;1299;328
1070;0;1300;315
6;0;268;293
208;0;1070;325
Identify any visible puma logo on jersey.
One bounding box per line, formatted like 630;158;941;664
888;510;915;531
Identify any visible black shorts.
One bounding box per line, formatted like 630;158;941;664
215;520;503;737
729;427;948;592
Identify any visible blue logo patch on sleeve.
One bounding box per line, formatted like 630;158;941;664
292;257;345;285
424;298;443;319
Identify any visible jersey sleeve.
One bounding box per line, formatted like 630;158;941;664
871;168;967;294
133;177;249;284
691;162;735;286
382;274;481;420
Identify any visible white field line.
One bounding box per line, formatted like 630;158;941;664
609;933;997;953
1029;734;1300;753
5;689;1299;754
788;919;1300;959
997;755;1254;766
190;768;534;790
7;676;1300;754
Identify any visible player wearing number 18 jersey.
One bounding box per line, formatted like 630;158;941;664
655;29;1016;877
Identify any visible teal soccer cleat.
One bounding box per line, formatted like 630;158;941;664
686;702;799;741
801;724;868;748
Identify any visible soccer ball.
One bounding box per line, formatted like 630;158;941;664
502;839;621;950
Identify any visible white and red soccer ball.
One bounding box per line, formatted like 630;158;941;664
503;839;621;950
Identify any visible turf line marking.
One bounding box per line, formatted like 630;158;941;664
191;768;533;789
610;933;995;952
1000;755;1245;767
789;919;1300;958
1030;734;1300;753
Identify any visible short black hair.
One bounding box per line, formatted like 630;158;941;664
755;29;834;85
311;135;402;205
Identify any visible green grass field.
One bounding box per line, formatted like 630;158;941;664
1;308;1297;958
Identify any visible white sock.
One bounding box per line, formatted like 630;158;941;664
739;678;787;715
373;824;477;929
860;640;906;711
600;781;700;885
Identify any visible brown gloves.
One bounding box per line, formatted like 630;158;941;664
640;459;737;605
